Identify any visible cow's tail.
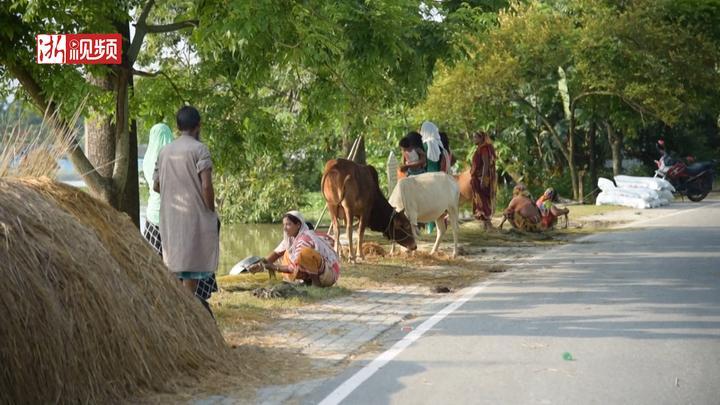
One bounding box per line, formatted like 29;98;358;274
337;174;351;206
321;169;352;208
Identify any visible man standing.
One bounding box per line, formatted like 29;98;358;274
470;130;497;230
153;106;218;299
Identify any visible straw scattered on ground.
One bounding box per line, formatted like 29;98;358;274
316;245;503;291
212;272;352;343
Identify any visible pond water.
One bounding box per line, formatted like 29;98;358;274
218;223;284;276
60;170;283;276
138;209;283;276
58;157;145;188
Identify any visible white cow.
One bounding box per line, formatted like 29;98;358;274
389;172;460;257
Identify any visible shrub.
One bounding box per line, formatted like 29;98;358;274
216;156;305;223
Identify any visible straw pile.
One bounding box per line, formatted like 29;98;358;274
0;177;243;403
362;242;386;258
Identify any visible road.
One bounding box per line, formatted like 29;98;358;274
302;200;720;405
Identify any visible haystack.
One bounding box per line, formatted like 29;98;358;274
0;177;244;403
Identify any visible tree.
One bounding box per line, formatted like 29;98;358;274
129;0;453;222
573;0;720;177
419;0;720;199
0;0;199;226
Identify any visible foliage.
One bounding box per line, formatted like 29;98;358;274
3;0;719;222
417;0;720;200
215;155;305;223
129;0;465;220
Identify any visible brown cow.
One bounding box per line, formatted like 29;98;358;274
455;168;473;205
322;159;417;261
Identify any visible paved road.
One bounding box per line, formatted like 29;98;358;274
303;201;720;405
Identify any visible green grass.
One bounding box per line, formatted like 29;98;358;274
299;191;327;225
214;273;351;311
563;203;630;218
139;182;150;204
211;272;352;336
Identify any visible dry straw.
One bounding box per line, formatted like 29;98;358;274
0;103;78;178
1;110;248;403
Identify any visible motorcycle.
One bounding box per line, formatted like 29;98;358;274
654;153;716;202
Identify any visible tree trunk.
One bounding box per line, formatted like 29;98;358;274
588;122;598;198
84;73;119;206
112;20;138;227
606;121;623;177
118;61;139;227
83;67;138;226
568;112;579;201
84;115;117;205
533;131;548;173
567;153;579;200
119;118;140;226
82;29;138;227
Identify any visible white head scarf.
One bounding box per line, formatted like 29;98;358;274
274;210;308;254
273;211;338;263
420;121;442;162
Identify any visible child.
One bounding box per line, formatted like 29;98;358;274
399;132;427;176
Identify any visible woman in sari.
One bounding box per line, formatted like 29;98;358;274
470;130;497;230
504;184;541;232
536;188;569;230
261;211;340;287
420;121;451;173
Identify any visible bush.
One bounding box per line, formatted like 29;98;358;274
216;156;305;223
494;184;513;214
626;164;654;177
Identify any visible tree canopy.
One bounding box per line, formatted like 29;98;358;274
2;0;718;221
418;0;720;199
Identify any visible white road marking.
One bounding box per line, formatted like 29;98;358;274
617;200;720;229
318;270;512;405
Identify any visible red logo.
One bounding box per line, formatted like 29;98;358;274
36;34;122;64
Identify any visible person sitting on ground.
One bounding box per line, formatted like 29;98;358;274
536;187;570;230
258;211;340;287
399;132;427;176
504;184;541;232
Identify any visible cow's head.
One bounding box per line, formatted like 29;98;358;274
385;210;416;251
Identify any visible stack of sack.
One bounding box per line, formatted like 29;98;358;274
596;175;675;209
